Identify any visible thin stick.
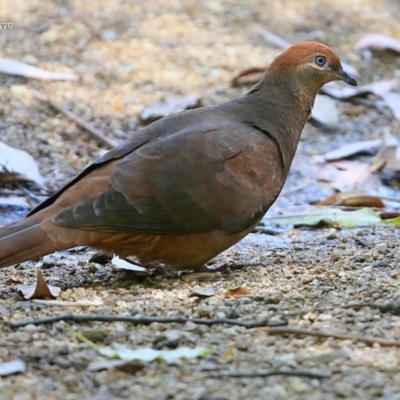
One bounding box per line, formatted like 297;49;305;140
255;27;290;50
212;369;331;379
32;90;118;148
267;326;400;347
6;314;286;329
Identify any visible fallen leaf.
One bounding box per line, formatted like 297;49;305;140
87;359;146;373
0;58;77;80
0;359;26;377
324;140;382;161
99;343;212;364
0;304;10;317
371;128;400;171
380;92;400;121
111;255;148;273
383;215;400;226
70;326;212;365
0;196;30;208
355;34;400;57
31;298;104;307
221;344;236;362
312;94;339;129
18;270;61;300
0;141;45;188
140;95;202;124
292;159;379;191
322;79;398;100
224;287;252;297
330;160;380;191
3;277;23;285
189;287;217;298
268;207;382;228
316;191;385;208
111;100;125;112
291;158;340;182
231;67;264;86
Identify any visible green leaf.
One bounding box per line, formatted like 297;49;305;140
268;207;382;228
99;344;213;364
70;325;213;365
382;216;400;227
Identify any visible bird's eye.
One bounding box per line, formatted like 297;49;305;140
314;55;327;67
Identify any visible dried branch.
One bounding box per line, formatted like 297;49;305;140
32;90;118;148
344;302;400;315
267;326;400;347
6;314;287;329
212;369;331;379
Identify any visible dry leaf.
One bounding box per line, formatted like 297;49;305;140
324;139;382;161
322;79;398;100
224;287;252;297
18;270;61;300
111;255;148;273
3;277;23;286
31;298;104;307
316;190;385;208
291;158;340;182
0;58;77;80
140;95;202;124
221;344;236;362
189;287;217;298
380;92;400;121
312;95;339;129
0;359;26;377
87;359;146;373
0;196;30;208
0;141;45;188
231;67;264;86
292;158;379;191
0;304;10;317
269;207;382;228
371;128;400;171
355;34;400;57
330;160;380;191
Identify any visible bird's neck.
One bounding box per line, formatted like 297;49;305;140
251;70;319;117
243;71;319;173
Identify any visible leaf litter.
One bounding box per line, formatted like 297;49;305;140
18;270;61;300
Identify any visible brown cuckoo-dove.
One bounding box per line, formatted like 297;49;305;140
0;42;357;271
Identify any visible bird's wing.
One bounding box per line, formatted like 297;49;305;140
52;117;284;236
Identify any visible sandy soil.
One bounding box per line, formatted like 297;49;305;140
1;1;400;399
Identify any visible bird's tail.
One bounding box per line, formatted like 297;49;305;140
0;216;67;269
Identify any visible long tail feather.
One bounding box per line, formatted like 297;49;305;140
0;218;67;268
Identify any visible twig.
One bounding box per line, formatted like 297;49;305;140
6;314;287;329
344;302;400;315
255;27;290;50
32;90;118;148
212;369;331;379
266;326;400;347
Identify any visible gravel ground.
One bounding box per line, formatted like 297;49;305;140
1;1;400;399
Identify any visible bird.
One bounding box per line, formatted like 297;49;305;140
0;42;357;272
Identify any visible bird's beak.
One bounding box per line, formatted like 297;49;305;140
337;69;357;86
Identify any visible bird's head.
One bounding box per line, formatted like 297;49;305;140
268;42;357;94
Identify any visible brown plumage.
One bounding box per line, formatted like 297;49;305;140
0;42;357;271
